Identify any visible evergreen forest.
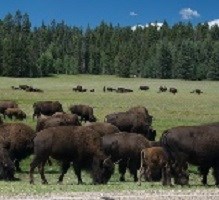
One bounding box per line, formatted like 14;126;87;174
0;10;219;80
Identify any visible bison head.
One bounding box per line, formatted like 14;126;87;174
92;155;114;184
0;140;15;180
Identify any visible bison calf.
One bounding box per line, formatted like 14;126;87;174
138;147;171;186
4;108;26;120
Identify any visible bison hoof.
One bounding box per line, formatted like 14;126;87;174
42;180;48;184
120;177;125;182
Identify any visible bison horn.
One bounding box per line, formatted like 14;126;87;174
103;155;111;166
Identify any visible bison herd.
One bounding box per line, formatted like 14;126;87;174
0;100;217;188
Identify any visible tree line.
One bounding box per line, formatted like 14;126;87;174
0;10;218;80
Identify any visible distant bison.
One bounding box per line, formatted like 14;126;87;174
32;101;63;119
4;108;26;120
158;86;167;93
30;126;114;185
169;87;177;94
101;132;151;182
139;86;149;91
0;101;18;116
69;104;96;123
190;89;203;95
138;147;171;186
0;123;36;172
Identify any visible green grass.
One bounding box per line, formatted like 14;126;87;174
0;74;218;194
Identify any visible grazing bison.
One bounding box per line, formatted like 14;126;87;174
30;126;114;185
4;108;26;120
190;89;203;95
69;104;96;123
138;147;171;186
0;123;36;172
127;106;153;126
0;101;18;116
139;86;149;91
0;136;15;180
19;85;30;90
84;122;119;137
158;86;167;93
161;124;219;186
36;114;80;132
90;89;95;92
169;87;177;94
32;101;63;119
101;132;151;182
105;112;154;140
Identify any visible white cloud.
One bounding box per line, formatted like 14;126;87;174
179;8;200;20
131;22;163;31
130;11;138;17
208;19;219;27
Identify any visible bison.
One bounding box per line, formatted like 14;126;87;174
190;89;203;95
139;86;149;91
127;106;153;126
36;113;80;132
138;147;171;186
29;126;114;185
161;123;219;186
105;112;155;140
158;86;167;93
101;132;151;182
0;123;36;172
0;101;18;116
4;108;26;120
69;104;96;123
169;87;177;94
32;101;63;119
84;122;119;137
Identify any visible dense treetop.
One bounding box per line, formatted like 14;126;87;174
0;11;218;80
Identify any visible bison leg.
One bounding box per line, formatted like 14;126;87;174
14;159;22;172
162;164;172;186
72;162;83;184
119;160;127;182
199;166;210;186
38;159;48;184
212;165;219;187
138;167;146;186
30;156;42;184
128;159;138;182
57;161;70;184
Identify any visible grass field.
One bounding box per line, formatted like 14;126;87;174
0;74;218;195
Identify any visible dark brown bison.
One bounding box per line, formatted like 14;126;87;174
161;123;219;186
29;126;114;185
0;101;18;116
69;104;96;123
4;108;26;120
190;89;203;95
105;112;155;140
158;86;167;93
90;89;95;92
36;113;81;132
11;86;20;90
169;87;177;94
127;106;153;126
0;123;36;172
19;85;30;90
32;101;63;119
116;88;133;93
0;136;15;180
139;86;149;91
84;122;119;137
101;132;151;182
138;147;171;186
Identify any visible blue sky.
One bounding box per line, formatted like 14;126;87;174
0;0;218;27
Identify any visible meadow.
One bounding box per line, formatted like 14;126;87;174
0;74;218;195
